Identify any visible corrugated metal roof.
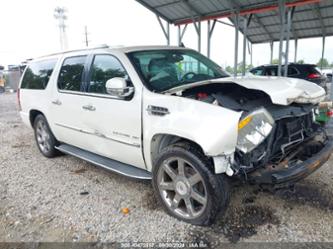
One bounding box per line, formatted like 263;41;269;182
136;0;333;44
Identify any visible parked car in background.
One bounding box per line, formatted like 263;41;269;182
250;63;327;91
18;46;331;225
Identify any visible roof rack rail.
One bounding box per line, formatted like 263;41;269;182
35;44;110;60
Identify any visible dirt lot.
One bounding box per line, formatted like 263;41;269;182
1;93;333;246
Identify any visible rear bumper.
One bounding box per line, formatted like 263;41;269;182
249;138;333;186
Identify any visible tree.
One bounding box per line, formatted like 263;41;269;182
317;58;329;68
224;63;253;75
271;59;279;65
246;64;254;70
297;59;304;64
225;66;234;74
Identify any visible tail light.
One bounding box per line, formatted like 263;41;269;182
308;73;321;79
327;109;333;118
17;88;22;111
197;92;208;99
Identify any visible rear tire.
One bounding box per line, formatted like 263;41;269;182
33;114;59;158
152;142;230;226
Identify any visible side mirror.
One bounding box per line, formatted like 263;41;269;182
105;77;134;98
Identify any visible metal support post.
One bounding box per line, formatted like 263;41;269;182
270;41;274;64
167;23;170;45
250;43;253;66
321;36;326;70
284;9;292;77
177;24;188;46
198;21;201;52
242;17;248;76
294;39;298;63
207;20;216;58
234;14;239;77
278;0;286;76
157;15;170;45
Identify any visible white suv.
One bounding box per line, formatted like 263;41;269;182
18;45;332;225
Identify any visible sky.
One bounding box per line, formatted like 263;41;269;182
1;0;333;69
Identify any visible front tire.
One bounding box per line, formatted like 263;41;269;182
33;114;59;158
152;142;230;226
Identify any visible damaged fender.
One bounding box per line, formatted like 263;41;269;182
142;89;242;173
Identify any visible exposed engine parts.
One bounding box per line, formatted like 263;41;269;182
180;82;327;175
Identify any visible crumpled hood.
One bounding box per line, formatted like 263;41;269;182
166;75;326;106
223;76;326;105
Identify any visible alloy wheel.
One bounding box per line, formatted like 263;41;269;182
157;157;208;219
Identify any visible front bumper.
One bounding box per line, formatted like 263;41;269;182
248;138;333;186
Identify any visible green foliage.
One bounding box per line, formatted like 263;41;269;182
271;59;279;65
224;63;254;74
317;58;329;68
297;59;304;64
225;66;233;74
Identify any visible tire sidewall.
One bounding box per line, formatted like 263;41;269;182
33;115;58;158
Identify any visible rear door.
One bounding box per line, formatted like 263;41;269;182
48;54;93;150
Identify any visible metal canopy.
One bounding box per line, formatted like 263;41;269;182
136;0;333;44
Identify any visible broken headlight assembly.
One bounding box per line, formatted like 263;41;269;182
236;108;275;153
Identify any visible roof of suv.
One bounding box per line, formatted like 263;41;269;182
253;63;317;69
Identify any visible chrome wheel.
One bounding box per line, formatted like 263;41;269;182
36;119;51;154
157;157;208;219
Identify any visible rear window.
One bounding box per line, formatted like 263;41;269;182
58;56;87;91
306;66;322;75
20;59;57;89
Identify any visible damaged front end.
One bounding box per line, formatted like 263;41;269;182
236;109;332;187
181;83;333;186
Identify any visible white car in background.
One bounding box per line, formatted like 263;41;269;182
18;45;332;225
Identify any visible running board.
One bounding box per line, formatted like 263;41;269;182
55;144;152;180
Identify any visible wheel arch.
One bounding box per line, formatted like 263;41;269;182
150;133;209;170
29;109;45;127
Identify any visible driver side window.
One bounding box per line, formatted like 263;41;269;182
88;54;128;94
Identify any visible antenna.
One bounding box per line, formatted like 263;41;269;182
54;7;68;50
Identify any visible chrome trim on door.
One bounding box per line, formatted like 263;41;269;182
55;123;140;148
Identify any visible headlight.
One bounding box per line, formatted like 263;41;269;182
237;108;275;153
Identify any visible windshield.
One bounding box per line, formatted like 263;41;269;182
127;49;229;92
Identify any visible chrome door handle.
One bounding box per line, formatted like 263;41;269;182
51;99;62;105
82;104;96;111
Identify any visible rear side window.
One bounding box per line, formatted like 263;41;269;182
287;67;299;76
58;56;87;91
21;59;57;89
251;68;264;75
265;67;278;76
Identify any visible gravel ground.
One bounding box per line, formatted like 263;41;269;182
0;93;333;246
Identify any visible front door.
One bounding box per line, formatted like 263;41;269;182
81;54;145;169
